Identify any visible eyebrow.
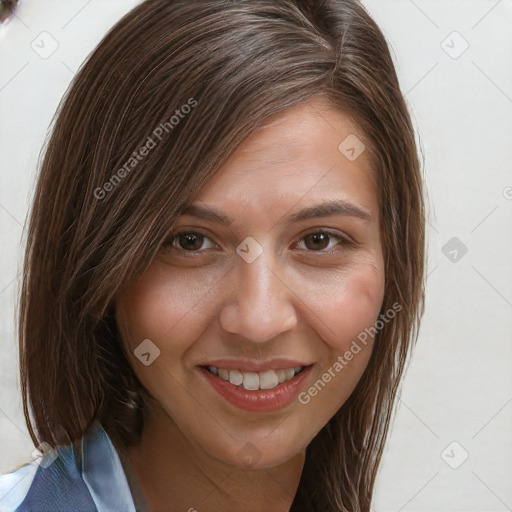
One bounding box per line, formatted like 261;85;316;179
181;199;372;226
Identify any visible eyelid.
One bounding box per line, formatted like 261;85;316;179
303;227;353;243
293;229;355;251
164;230;221;253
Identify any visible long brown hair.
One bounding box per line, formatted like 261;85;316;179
19;1;425;510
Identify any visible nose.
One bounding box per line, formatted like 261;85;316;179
219;248;298;343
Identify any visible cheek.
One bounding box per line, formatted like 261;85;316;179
294;265;385;416
116;264;217;350
299;262;385;354
115;267;217;408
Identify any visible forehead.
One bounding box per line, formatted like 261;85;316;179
191;99;378;223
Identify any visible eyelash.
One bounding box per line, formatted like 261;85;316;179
162;230;353;257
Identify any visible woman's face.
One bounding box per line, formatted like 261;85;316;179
116;99;385;470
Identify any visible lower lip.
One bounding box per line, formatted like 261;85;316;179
199;366;313;412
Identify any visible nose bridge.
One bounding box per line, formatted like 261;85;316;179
240;252;279;313
219;245;297;342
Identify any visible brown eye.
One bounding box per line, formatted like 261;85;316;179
295;231;350;253
304;233;331;251
304;233;330;251
177;233;205;251
164;231;218;253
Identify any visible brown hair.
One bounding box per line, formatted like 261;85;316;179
19;1;425;510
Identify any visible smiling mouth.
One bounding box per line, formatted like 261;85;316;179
202;365;308;391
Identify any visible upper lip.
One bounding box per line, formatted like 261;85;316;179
199;358;312;373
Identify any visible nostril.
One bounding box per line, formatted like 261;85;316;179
0;0;18;24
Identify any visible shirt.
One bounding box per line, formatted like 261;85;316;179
1;424;379;512
0;420;138;512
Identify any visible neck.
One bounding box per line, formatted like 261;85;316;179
123;405;305;512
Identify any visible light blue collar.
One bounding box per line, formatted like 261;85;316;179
0;420;138;512
81;420;137;512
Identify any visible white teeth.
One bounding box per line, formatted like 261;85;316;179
207;366;304;390
259;370;279;390
228;369;243;386
218;368;229;380
284;368;295;381
243;372;260;390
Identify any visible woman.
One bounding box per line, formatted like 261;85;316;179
0;0;425;510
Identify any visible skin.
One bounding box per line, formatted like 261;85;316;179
115;98;385;512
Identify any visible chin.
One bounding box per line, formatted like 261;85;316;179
206;428;308;471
